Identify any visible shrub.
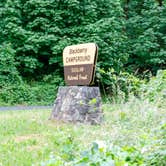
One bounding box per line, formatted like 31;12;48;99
96;68;143;101
0;82;59;106
141;70;166;107
0;43;22;86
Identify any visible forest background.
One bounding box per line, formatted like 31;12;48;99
0;0;166;105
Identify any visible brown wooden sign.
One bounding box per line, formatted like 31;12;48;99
63;43;98;85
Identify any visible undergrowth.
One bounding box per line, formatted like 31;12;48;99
0;91;165;165
40;96;166;166
0;70;165;165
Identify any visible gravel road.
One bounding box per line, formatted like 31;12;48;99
0;106;52;111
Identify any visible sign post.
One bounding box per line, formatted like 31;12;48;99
50;43;103;124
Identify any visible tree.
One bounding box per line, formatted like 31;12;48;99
124;0;166;73
0;43;21;85
0;0;128;79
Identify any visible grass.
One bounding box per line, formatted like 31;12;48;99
0;97;165;166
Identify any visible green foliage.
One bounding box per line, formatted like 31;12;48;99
96;68;143;101
0;83;57;105
73;142;135;166
141;70;166;106
0;0;128;78
145;123;166;166
40;136;77;166
0;1;166;74
125;0;166;73
0;43;21;85
147;150;166;166
41;140;166;166
0;74;64;105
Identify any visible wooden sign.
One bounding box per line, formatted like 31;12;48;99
63;43;98;85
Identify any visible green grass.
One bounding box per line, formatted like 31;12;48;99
0;97;165;166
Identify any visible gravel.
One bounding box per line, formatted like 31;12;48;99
0;106;52;111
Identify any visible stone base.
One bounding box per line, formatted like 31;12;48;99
50;86;103;124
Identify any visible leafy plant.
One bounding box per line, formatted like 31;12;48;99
0;43;21;85
141;70;166;106
125;0;166;73
41;141;146;166
96;68;143;101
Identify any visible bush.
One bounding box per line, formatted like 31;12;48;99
96;68;143;101
0;43;22;85
141;70;166;107
0;68;64;105
0;81;61;106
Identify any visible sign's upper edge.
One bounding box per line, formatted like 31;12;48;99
63;43;98;66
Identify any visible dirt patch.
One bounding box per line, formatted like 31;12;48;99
14;134;42;143
27;145;41;151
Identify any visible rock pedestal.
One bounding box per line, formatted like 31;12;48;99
50;86;103;124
